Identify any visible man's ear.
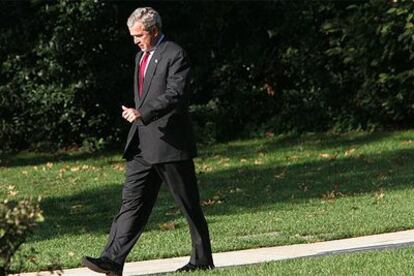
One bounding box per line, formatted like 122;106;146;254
151;26;160;37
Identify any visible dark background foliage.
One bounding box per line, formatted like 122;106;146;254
0;0;413;151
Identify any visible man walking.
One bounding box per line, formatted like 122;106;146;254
82;7;214;275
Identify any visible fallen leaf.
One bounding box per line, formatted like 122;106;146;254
229;187;243;193
201;164;212;172
374;189;385;204
322;183;342;202
297;183;310;192
159;222;177;231
254;159;263;165
218;158;230;165
344;148;356;156
70;166;80;172
112;164;125;172
263;83;275;96
201;198;223;206
274;172;286;179
287;155;299;162
165;208;180;216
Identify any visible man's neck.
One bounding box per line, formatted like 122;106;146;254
146;34;165;53
154;34;164;46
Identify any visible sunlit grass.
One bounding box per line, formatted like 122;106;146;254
178;246;414;275
1;130;413;272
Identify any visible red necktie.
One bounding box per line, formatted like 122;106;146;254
138;52;150;97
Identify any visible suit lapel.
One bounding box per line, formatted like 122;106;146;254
138;49;162;108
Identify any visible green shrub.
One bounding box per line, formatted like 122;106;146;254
0;187;43;275
322;0;414;129
0;1;129;151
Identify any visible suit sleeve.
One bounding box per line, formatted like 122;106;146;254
139;49;190;124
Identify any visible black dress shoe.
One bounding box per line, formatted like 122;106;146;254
82;256;123;275
176;263;215;272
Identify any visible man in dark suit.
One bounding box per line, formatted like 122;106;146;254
82;7;214;276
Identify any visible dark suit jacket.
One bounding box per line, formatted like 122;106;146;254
123;38;197;164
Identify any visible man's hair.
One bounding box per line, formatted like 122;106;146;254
127;7;162;31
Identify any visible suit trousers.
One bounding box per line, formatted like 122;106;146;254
100;153;213;267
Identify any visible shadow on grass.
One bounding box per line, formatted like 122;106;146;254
2;131;395;168
199;148;414;214
200;131;396;159
0;149;122;168
31;145;414;242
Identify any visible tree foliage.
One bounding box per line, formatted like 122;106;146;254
0;0;412;151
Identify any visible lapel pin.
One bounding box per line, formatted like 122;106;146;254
155;59;158;63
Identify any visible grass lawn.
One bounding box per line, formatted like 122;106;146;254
1;130;414;272
176;246;414;275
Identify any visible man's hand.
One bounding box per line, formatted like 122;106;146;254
122;105;141;123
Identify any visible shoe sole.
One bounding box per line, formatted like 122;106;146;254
82;257;111;274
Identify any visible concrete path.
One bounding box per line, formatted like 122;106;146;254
15;229;414;276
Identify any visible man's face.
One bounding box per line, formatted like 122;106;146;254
129;22;158;52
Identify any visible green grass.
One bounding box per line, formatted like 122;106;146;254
174;246;414;275
1;130;414;272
